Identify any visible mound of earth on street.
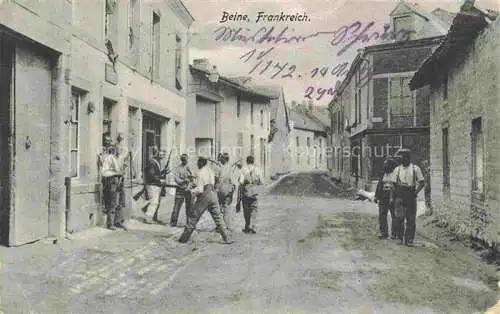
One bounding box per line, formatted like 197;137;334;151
269;172;355;199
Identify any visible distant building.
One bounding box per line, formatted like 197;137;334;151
0;0;194;246
328;0;454;191
187;59;276;177
289;102;329;172
410;1;499;244
267;87;293;178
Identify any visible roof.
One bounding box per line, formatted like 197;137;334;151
190;65;277;100
410;1;498;90
290;106;328;133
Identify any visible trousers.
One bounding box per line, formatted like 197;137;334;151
394;186;417;243
170;188;192;226
102;176;120;227
218;190;234;230
378;198;397;238
142;185;162;218
242;195;258;230
178;188;228;243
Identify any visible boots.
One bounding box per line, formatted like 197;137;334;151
106;211;116;230
178;228;193;243
220;228;234;244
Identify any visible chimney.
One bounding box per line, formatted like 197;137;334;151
193;58;210;71
308;100;314;111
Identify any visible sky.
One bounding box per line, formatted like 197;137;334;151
183;0;500;106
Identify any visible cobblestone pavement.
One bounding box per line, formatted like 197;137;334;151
0;172;498;314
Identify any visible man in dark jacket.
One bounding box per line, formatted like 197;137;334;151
141;147;168;223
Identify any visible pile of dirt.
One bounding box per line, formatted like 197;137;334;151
269;172;355;199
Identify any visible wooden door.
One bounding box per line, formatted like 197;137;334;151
11;46;52;245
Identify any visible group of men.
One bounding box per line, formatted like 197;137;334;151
100;134;265;245
374;148;425;247
175;153;264;244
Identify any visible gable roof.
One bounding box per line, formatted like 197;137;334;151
290;106;328;133
190;64;277;100
410;1;498;90
390;0;430;20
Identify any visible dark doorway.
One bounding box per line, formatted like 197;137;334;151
0;33;13;245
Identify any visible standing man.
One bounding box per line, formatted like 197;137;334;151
170;153;194;227
141;147;168;224
391;149;425;246
100;138;121;230
216;153;238;231
178;156;233;244
114;134;129;229
239;155;264;234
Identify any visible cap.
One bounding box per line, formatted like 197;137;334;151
397;148;411;156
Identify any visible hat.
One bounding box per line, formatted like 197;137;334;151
396;148;411;157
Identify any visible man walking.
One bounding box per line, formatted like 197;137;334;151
215;153;238;231
170;153;194;227
141;147;168;224
391;149;425;246
178;156;233;244
238;155;264;234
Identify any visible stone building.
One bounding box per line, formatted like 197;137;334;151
0;0;194;246
289;103;329;172
410;1;499;244
327;0;454;191
186;59;275;177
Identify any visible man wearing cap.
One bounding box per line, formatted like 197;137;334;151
170;153;194;227
178;156;234;244
100;135;121;230
391;148;425;246
215;152;239;231
238;155;264;234
141;147;168;224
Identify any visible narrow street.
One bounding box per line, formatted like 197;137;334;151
1;172;498;314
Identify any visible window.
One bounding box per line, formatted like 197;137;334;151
142;113;164;171
354;92;358;124
128;0;140;65
250;102;254;124
390;76;414;116
442;75;448;102
175;35;183;90
236;132;243;160
105;0;118;41
70;91;82;178
307;137;311;165
442;127;450;192
471;118;484;193
250;134;255;156
151;12;161;80
103;99;113;136
236;95;241;118
393;15;413;36
260;109;264;128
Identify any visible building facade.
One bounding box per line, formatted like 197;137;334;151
0;0;194;246
410;2;500;244
289;104;329;172
328;0;453;191
186;60;275;177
